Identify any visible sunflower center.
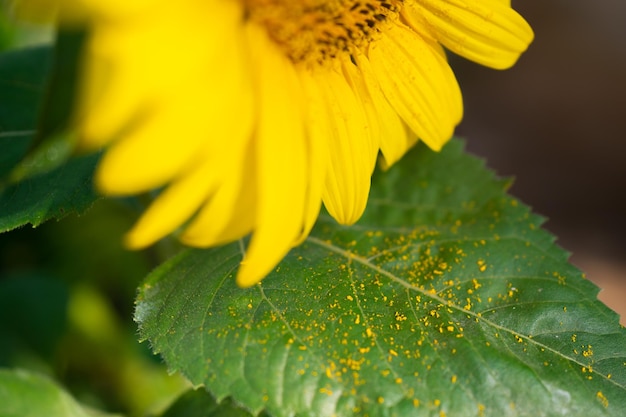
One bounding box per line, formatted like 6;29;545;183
243;0;403;66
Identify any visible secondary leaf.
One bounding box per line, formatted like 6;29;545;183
0;45;51;177
0;152;100;233
0;33;99;232
136;140;626;417
0;368;121;417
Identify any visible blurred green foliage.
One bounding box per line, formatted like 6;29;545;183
0;200;189;415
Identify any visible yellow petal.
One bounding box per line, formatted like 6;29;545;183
236;23;308;288
294;70;330;244
179;145;257;248
78;0;244;148
93;1;251;194
77;26;147;148
124;157;220;249
368;23;462;151
125;97;254;248
404;0;534;69
95;102;206;194
315;68;376;225
340;57;381;161
348;51;411;168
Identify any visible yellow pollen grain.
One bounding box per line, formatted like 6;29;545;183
596;391;609;408
395;311;407;321
477;259;487;272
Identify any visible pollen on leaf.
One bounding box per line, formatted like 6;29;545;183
477;259;487;272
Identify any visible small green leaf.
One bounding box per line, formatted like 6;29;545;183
136;140;626;417
0;33;98;232
0;369;121;417
0;30;85;181
0;152;100;233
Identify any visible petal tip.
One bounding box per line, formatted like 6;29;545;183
123;229;150;250
235;262;264;288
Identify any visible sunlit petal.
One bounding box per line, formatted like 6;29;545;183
369;23;463;151
404;0;534;69
236;24;308;287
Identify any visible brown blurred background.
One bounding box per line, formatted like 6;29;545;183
454;0;626;323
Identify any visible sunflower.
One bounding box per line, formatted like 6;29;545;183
34;0;532;286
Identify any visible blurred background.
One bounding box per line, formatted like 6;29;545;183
455;0;626;323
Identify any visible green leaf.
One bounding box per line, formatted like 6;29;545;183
0;369;121;417
0;30;85;181
0;152;100;233
0;33;98;232
0;45;51;177
34;30;84;145
135;140;626;417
